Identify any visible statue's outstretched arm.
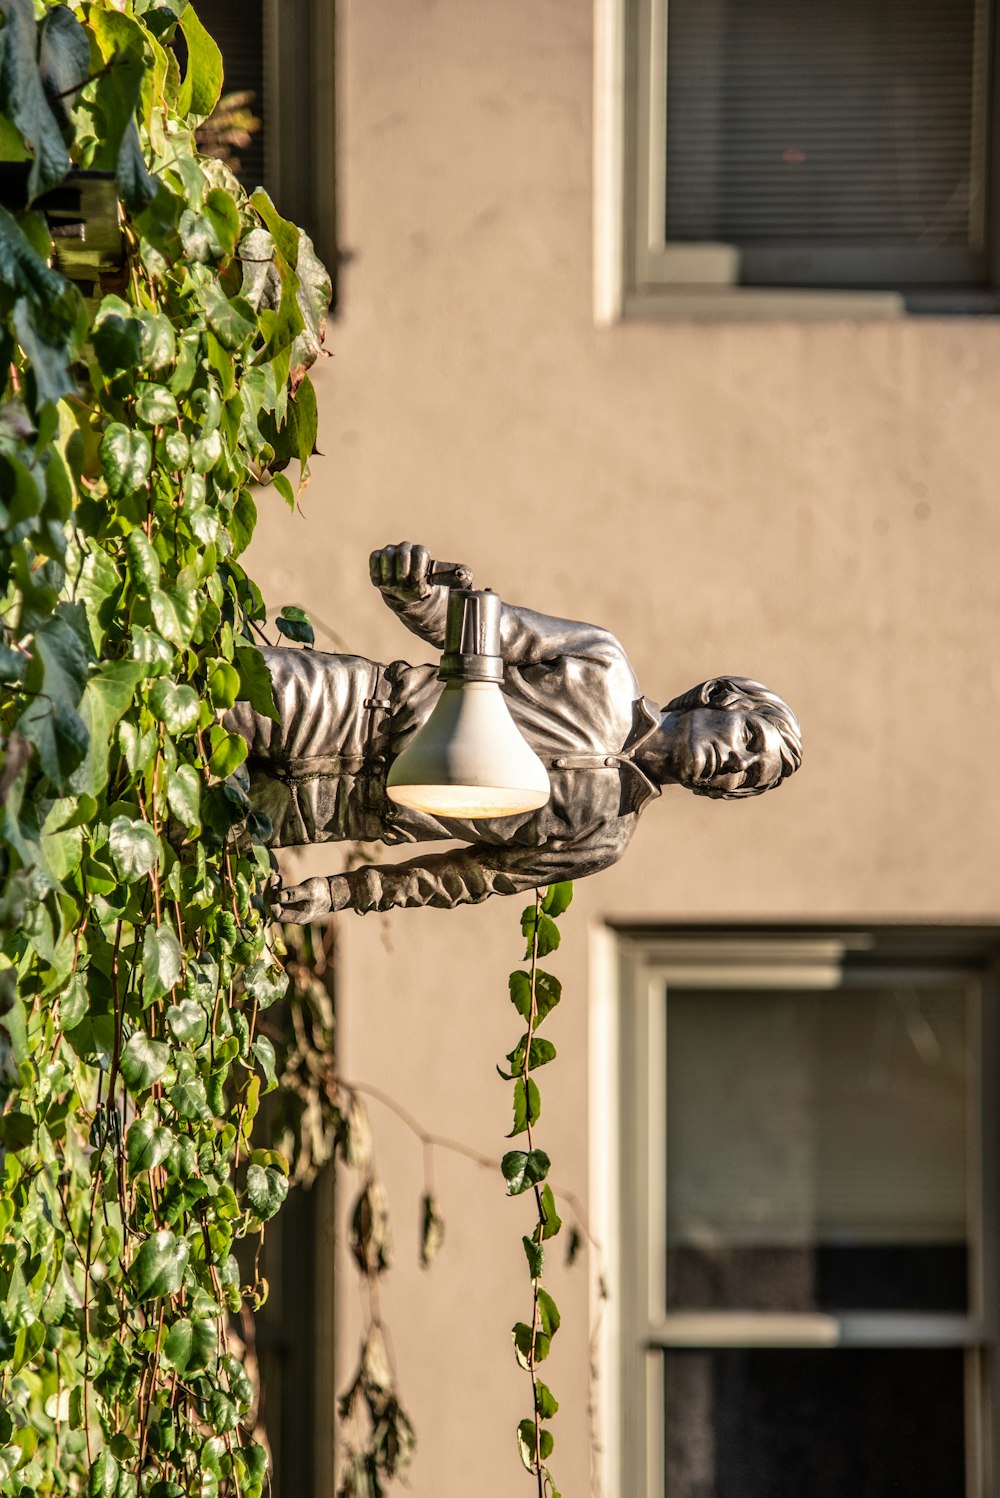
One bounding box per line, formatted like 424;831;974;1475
271;838;614;920
371;542;629;671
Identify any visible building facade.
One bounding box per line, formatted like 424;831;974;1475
241;1;1000;1492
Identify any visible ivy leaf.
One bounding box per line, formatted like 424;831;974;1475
270;472;295;511
537;1289;561;1337
208;661;240;711
71;660;144;797
60;971;89;1029
517;1419;554;1473
150;679;200;734
151;583;198;647
0;1111;34;1151
108;815;159;881
203;284;257;350
134;383;178;426
166;763;202;829
535;1380;559;1419
249;188;299;268
522;1234;544;1281
499;1035;557;1079
512;1320;551;1369
169;1076;209;1121
143;924;183;1002
136;310;176;372
176;2;224;121
540;1185;562;1241
244;957;288;1010
160;1317;193;1374
131;1229;189;1301
501;1148;551;1196
207;726;247;779
234;642;279;721
251;1036;277;1090
77;545;121;653
509;969;562;1029
245;1164;288;1222
18;612;90;788
190;427;222;472
130;627;173;676
419;1192;445;1269
125;532;161;596
120;1032;170;1093
0;0;70;201
91;295;142;377
521;908;561;959
275;605;314;645
100;423;151;497
87;1448;119;1498
203;187;240;260
166;999;206;1045
541;881;573;917
125;1118;172;1176
507;1077;541;1138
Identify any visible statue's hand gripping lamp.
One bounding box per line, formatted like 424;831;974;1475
386;564;551;819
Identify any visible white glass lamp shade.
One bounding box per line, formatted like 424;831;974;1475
387;681;550;818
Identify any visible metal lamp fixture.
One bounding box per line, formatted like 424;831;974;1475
387;582;551;819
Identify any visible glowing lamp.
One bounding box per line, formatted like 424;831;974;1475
387;588;550;819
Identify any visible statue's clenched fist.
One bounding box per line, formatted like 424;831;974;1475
369;542;434;603
268;874;350;923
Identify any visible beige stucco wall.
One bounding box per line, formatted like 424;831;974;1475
246;1;1000;1490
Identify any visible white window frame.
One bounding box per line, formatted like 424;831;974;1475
590;927;1000;1498
593;0;906;324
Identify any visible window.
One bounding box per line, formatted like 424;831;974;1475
194;0;338;301
599;928;1000;1497
618;0;1000;317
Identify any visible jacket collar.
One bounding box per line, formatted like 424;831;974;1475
619;697;662;814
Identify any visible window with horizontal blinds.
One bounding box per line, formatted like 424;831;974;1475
192;0;267;193
663;0;994;290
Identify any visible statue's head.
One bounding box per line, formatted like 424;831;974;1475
661;677;802;799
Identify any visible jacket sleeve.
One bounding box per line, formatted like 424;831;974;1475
334;839;616;913
383;588;628;670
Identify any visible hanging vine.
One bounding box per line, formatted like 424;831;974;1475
0;1;329;1492
501;883;573;1497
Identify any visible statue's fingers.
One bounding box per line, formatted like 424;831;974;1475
369;549;384;586
394;541;413;585
411;544;431;586
378;546;398;587
274;898;311;924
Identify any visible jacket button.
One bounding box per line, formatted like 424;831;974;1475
605;756;617;767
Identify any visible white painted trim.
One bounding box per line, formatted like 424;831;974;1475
593;0;626;327
589;921;622;1498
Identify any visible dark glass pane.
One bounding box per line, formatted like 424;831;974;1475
191;0;266;192
663;0;989;284
665;983;971;1312
664;1347;966;1498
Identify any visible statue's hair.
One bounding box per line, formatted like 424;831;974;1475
663;677;802;800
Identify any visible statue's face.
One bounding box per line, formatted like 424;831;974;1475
674;707;786;797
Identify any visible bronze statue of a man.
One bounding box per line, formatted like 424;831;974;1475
227;543;801;919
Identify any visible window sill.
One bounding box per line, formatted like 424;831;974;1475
622;286;905;321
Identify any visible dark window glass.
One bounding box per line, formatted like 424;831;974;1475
190;0;266;192
665;983;970;1313
663;1347;966;1498
663;0;990;288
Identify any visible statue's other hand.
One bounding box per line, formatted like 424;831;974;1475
369;541;434;602
269;874;349;923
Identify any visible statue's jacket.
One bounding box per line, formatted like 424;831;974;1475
227;588;661;911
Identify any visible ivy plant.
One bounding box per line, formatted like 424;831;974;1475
502;884;572;1497
0;1;330;1493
